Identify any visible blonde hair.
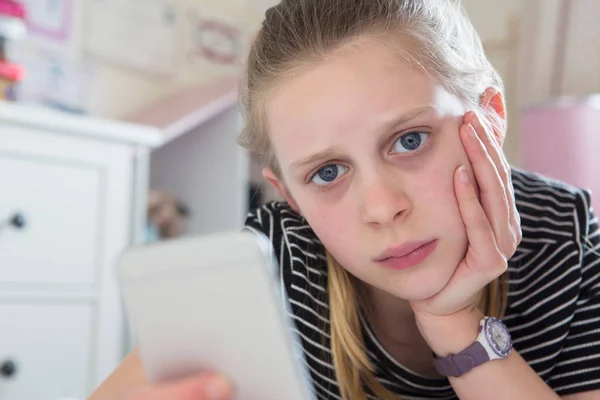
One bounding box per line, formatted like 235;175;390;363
239;1;509;398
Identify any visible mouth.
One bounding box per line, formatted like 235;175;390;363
375;239;438;271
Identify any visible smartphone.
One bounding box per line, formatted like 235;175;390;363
117;229;316;400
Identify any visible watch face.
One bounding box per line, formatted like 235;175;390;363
485;317;512;357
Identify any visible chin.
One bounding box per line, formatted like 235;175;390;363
380;260;458;302
388;280;448;302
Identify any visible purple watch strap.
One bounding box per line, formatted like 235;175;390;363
433;341;490;377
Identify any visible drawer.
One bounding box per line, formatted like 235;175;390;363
0;303;93;400
0;155;101;285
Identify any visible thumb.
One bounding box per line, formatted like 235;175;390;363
119;373;233;400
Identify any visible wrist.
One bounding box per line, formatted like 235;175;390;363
415;307;484;357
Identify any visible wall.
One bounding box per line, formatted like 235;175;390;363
519;0;600;106
560;0;600;97
71;0;174;118
12;0;264;119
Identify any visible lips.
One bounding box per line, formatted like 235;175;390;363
375;240;438;271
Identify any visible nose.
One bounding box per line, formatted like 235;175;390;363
359;173;411;226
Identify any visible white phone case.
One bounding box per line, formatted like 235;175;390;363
117;230;316;400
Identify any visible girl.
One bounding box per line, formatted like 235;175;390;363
91;0;600;399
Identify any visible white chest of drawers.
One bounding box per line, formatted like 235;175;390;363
0;101;162;400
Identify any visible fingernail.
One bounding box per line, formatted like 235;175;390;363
205;375;233;400
458;166;470;183
467;123;477;138
466;111;476;123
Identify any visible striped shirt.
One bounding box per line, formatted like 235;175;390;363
244;168;600;399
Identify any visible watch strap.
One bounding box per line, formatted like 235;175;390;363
433;341;490;377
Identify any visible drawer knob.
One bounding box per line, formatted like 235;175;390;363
9;213;26;229
0;360;16;378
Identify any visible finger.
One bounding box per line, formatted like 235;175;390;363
455;166;505;267
460;116;511;254
466;112;511;179
468;112;521;254
468;112;516;217
120;373;233;400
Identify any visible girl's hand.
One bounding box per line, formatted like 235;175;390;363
116;373;233;400
410;111;521;322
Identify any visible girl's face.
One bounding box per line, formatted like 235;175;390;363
265;40;475;301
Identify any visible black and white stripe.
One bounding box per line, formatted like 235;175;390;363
244;168;600;399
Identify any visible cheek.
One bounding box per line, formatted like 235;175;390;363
416;170;459;219
291;191;362;267
420;147;459;199
417;151;466;232
300;200;355;244
439;129;481;200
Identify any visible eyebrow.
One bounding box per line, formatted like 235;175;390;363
289;105;434;170
379;105;434;133
290;149;340;170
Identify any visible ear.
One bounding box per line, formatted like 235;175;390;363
479;86;507;146
262;167;301;212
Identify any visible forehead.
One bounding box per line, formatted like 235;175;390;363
265;40;463;164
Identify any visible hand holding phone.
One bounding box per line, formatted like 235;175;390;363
115;373;232;400
117;230;316;400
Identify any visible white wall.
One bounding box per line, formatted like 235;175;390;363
560;1;600;96
519;0;600;105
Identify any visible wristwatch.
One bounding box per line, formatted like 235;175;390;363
433;316;512;377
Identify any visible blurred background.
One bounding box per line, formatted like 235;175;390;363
0;0;599;399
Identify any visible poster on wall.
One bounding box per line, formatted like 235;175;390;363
177;4;246;83
19;0;74;46
21;0;73;44
7;44;94;113
6;0;92;112
83;0;179;76
186;10;243;67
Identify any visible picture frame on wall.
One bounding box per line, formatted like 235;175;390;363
20;0;73;44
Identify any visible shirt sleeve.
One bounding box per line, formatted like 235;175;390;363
549;189;600;396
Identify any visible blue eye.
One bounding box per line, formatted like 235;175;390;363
392;131;429;153
311;164;348;186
